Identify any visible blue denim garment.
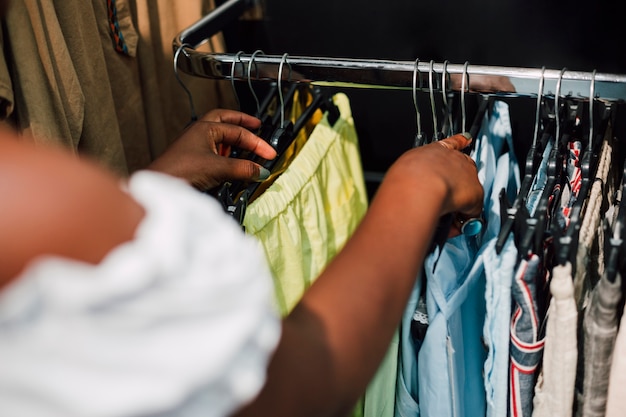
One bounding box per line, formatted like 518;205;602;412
483;235;518;417
394;100;519;417
419;235;478;417
480;122;522;417
525;138;554;217
473;101;520;242
509;254;544;417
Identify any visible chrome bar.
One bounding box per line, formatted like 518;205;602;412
174;0;626;101
173;49;626;100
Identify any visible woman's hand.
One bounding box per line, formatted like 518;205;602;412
383;133;483;222
147;109;277;190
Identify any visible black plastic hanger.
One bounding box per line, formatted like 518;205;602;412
228;83;278;159
254;83;280;140
517;68;570;259
216;181;249;226
215;53;295;222
554;71;612;270
230;54;298;167
496;131;552;253
496;67;548;253
218;84;340;225
517;133;566;258
246;85;339;192
291;85;339;133
466;95;490;150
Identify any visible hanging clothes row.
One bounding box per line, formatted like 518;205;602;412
175;6;626;417
189;54;626;417
381;86;626;417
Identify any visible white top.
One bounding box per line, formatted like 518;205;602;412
0;171;281;417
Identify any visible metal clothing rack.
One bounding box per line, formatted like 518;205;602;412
174;0;626;101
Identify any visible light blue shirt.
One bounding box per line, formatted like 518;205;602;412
395;100;520;417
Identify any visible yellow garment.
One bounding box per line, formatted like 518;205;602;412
0;1;235;175
243;92;368;316
249;86;321;201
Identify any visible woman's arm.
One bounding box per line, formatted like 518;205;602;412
235;134;483;417
0;127;481;417
0;133;144;288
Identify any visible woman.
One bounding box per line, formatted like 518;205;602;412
0;104;481;416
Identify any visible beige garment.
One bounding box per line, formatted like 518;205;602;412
0;20;13;120
1;0;127;174
107;0;237;172
0;0;235;175
573;126;614;308
532;262;578;417
605;279;626;417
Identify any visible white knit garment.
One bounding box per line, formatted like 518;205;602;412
0;171;280;417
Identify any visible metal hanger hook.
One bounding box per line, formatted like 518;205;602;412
532;66;546;148
247;49;265;116
461;61;469;133
441;60;453;135
589;69;596;146
412;58;422;137
173;43;197;122
555;67;567;141
230;50;245;111
277;53;292;129
428;60;439;140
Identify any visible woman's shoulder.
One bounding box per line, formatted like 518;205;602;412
0;131;144;288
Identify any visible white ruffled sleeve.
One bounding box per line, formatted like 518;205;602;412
0;171;281;417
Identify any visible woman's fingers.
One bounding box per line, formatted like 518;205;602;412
211;122;277;161
200;109;262;131
436;132;472;151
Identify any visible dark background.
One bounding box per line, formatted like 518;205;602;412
260;0;626;72
217;0;626;194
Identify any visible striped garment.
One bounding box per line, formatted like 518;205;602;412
509;254;545;417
